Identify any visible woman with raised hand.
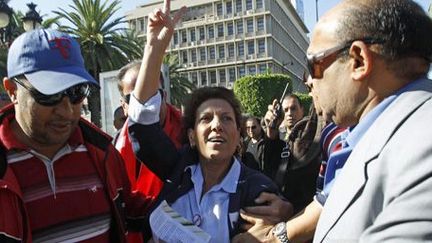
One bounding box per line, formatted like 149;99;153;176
125;0;286;242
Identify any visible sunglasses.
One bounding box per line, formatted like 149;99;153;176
306;38;385;79
13;77;90;106
246;125;257;130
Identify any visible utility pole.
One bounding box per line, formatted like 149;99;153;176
315;0;319;22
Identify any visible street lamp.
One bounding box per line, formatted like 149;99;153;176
22;3;42;32
0;0;12;45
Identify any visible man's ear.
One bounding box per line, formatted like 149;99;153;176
188;128;195;147
3;77;18;104
349;41;374;81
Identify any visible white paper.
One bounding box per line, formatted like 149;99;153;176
149;200;211;243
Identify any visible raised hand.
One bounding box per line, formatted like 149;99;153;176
133;0;187;103
147;0;187;52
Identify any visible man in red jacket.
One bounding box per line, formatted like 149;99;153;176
115;61;183;242
116;61;182;194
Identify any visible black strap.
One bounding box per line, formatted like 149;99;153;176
274;142;290;188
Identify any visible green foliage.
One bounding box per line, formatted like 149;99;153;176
163;54;196;107
233;73;292;117
294;92;313;114
41;16;62;29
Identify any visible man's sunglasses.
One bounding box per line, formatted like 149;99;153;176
13;77;90;106
306;38;385;79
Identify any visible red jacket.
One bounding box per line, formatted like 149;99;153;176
0;106;153;243
115;103;182;242
116;104;182;195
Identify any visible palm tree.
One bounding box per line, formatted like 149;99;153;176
54;0;143;127
0;10;25;79
163;54;196;107
41;15;61;29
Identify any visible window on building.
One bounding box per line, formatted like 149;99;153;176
226;1;233;14
210;70;217;84
259;64;267;73
219;69;226;83
217;24;224;37
246;18;254;33
257;17;264;31
182;51;188;63
191;49;197;62
139;18;145;32
208;46;216;59
229;68;236;82
246;0;253;10
218;45;225;59
190;29;196;42
237;42;244;56
208;25;214;38
258;39;265;53
247;40;255;55
173;32;179;45
236;20;243;34
181;30;187;42
238;66;245;77
200;72;207;86
236;0;242;12
199;27;205;40
228;43;235;57
248;65;256;74
191;72;198;86
130;21;137;32
217;3;223;16
227;22;234;35
199;48;206;61
256;0;263;9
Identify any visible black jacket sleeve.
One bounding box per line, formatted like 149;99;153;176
128;120;180;180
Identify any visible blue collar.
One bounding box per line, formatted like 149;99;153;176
188;157;241;198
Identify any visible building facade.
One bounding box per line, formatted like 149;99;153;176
126;0;309;92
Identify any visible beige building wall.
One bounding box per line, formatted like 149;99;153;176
126;0;309;92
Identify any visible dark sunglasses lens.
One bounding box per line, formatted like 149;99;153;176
34;93;63;106
306;58;315;79
302;71;309;83
35;84;89;106
67;84;90;104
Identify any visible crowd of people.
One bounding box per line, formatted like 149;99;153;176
1;0;432;242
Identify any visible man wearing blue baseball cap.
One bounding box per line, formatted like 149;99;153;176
0;29;154;242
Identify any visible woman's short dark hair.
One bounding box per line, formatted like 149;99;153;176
181;87;242;143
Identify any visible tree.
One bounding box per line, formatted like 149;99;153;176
0;10;24;79
163;53;196;107
294;92;313;115
233;73;292;117
54;0;143;127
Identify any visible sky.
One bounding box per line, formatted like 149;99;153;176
9;0;432;34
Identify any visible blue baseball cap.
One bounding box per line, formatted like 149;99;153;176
7;29;99;95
